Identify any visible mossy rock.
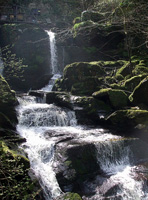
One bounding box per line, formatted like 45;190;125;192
63;62;105;79
46;91;72;109
132;64;148;76
93;88;128;109
123;75;146;92
81;10;105;22
106;109;148;130
0;141;41;199
115;61;131;78
58;192;82;200
129;77;148;106
71;77;101;96
55;62;106;95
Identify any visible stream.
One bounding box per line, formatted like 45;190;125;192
16;30;148;200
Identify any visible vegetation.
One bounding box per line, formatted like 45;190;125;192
0;141;41;200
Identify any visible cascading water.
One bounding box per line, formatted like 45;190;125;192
41;30;61;92
16;29;148;200
16;96;77;200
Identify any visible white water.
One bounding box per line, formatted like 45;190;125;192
41;30;61;92
16;94;148;199
16;29;148;200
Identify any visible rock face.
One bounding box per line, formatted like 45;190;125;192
0;24;51;90
0;75;18;128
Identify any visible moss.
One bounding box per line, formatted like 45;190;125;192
115;74;124;81
107;109;148;129
110;83;123;90
93;88;128;109
115;61;131;77
129;76;148;106
123;75;146;92
0;141;40;199
132;65;148;76
60;192;82;200
73;20;96;37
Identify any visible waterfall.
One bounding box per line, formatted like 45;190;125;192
46;30;58;75
96;139;132;175
16;96;77;200
41;30;61;92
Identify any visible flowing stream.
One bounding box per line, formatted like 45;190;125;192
16;30;148;200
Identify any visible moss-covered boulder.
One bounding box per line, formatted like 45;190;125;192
129;77;148;106
54;61;106;95
73;96;111;124
0;140;42;199
106;109;148;131
93;88;129;109
0;24;50;90
0;75;18;126
46;91;72;109
122;75;146;92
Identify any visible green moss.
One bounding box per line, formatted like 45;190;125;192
123;75;146;92
115;61;130;78
93;88;128;109
107;109;148;129
62;192;82;200
0;141;39;199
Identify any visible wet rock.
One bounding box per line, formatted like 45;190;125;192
53;142;101;194
46;91;72;109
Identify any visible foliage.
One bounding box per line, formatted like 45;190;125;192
2;50;28;82
0;141;40;200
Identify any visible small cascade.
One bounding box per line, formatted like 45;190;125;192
96;139;132;175
18;103;77;127
16;95;77;199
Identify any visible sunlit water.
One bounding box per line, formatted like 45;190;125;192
16;95;148;199
41;30;61;92
16;29;148;200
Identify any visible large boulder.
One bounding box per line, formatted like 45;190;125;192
0;24;50;90
93;88;129;109
54;142;100;194
54;61;106;95
0;75;18;126
106;109;148;132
